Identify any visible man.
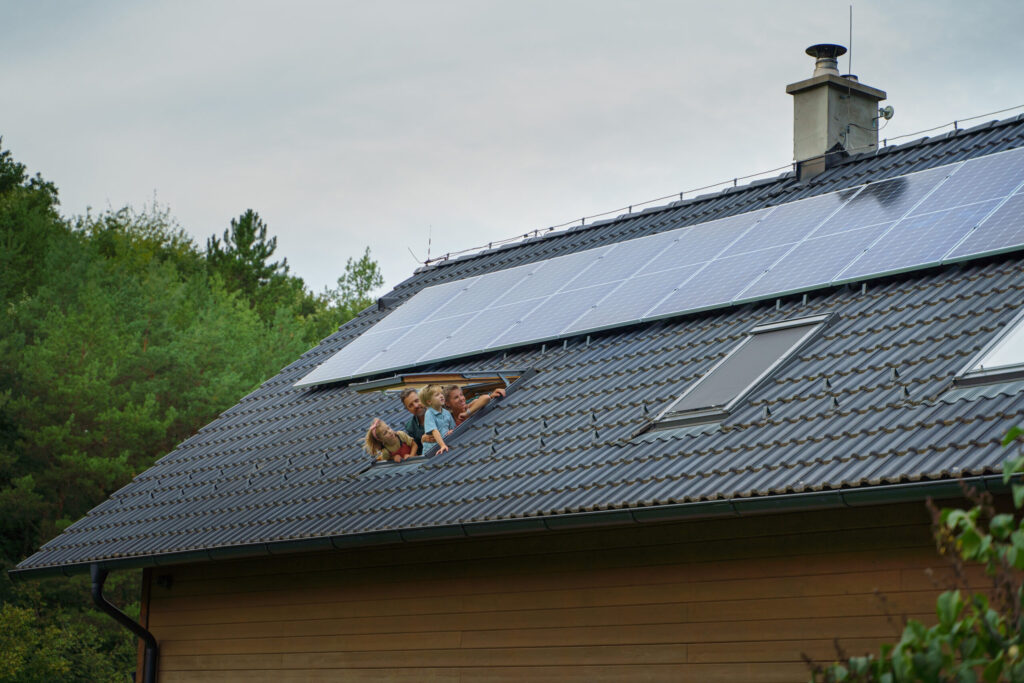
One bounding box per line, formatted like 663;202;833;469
443;385;506;427
400;387;433;450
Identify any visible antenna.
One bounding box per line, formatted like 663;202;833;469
848;5;853;76
427;224;432;261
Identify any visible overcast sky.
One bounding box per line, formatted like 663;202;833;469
4;0;1023;295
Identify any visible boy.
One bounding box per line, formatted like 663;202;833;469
419;384;455;454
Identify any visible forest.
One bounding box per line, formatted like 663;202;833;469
0;142;382;681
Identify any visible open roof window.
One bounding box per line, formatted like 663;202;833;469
648;314;831;431
349;370;526;395
360;369;535;472
957;310;1024;387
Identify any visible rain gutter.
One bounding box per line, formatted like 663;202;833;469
10;474;1011;582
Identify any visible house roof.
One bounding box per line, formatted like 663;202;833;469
13;115;1024;579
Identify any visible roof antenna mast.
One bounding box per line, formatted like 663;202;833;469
848;4;853;76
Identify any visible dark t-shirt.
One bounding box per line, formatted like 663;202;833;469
404;414;426;449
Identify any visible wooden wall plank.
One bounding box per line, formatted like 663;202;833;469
147;503;965;681
168;501;933;584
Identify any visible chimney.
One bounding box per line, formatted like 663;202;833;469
787;44;887;181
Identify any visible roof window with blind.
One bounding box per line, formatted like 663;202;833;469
957;310;1024;387
643;314;832;432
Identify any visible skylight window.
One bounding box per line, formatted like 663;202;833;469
647;314;831;431
958;310;1024;386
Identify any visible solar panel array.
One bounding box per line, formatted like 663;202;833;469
297;146;1024;387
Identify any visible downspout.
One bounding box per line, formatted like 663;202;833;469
90;564;158;683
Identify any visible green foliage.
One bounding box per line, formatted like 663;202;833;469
326;246;385;321
0;602;135;683
206;209;292;320
811;427;1024;683
0;141;384;681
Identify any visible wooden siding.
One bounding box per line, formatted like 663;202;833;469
144;503;976;682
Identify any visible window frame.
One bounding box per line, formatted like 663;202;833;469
955;308;1024;387
649;313;833;431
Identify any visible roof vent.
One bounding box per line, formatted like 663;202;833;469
807;43;845;77
787;43;887;181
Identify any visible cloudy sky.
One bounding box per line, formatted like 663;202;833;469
4;0;1022;294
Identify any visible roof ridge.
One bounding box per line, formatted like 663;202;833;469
414;113;1024;276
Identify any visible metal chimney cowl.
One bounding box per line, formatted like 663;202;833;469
787;43;887;181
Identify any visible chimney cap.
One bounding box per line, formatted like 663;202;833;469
805;43;847;59
805;43;847;77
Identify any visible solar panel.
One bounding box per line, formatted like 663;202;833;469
651;246;790;316
723;193;845;255
491;283;618;347
295;145;1024;387
946;192;1024;260
567;265;702;333
499;246;613;302
375;278;472;331
373;313;478;370
429;264;536;319
838;201;999;279
297;329;401;386
742;223;892;299
638;211;767;273
812;166;947;236
587;231;679;285
419;299;542;363
914;146;1024;214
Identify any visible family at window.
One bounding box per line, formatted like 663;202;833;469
363;384;506;463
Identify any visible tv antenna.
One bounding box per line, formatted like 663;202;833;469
848;5;853;76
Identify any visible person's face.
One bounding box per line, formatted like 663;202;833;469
428;390;445;411
403;392;424;417
447;388;466;412
375;422;394;440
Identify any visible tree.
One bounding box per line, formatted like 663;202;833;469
0;139;387;679
811;426;1024;683
327;246;385;321
205;209;299;321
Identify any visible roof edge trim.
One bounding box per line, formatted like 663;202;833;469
9;475;1007;582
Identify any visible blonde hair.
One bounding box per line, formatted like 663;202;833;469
419;384;443;407
362;419;388;459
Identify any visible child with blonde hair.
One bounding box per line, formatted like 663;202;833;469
419;384;455;454
363;418;418;463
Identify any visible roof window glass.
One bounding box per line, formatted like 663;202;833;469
958;311;1024;386
649;314;831;430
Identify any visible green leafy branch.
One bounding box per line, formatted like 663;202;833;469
810;426;1024;683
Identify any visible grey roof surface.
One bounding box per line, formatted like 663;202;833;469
14;115;1024;577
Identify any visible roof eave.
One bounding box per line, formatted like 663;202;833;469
9;474;1003;582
